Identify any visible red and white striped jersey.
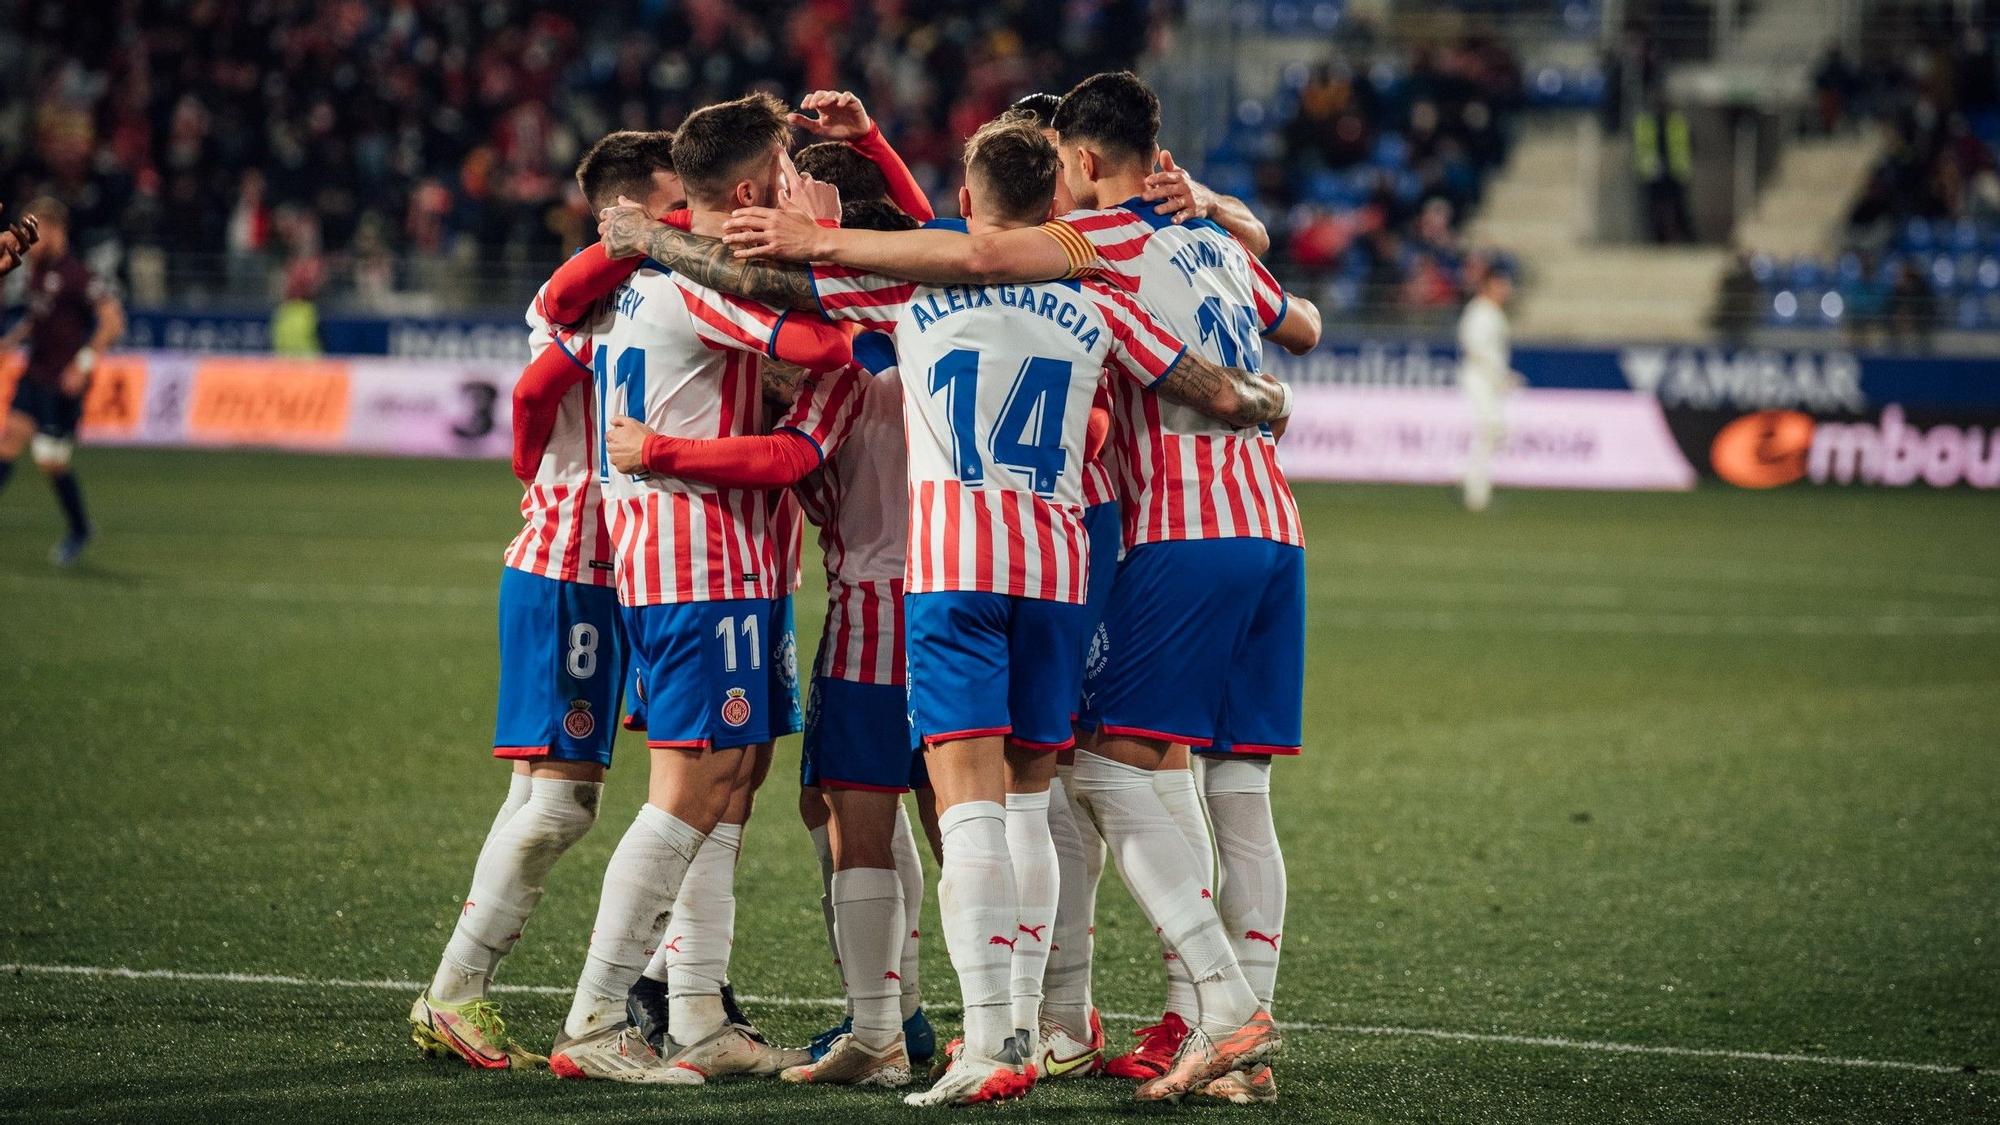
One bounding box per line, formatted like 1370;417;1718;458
810;267;1187;603
1043;201;1303;549
1079;381;1118;509
770;489;804;596
792;338;910;684
593;266;793;606
503;285;616;586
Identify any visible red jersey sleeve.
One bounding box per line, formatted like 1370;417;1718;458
512;330;594;482
539;209;694;325
640;430;825;488
849;123;935;223
540;246;639;327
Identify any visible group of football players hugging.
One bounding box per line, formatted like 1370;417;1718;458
408;68;1320;1109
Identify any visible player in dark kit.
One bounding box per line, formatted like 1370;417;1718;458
0;199;125;566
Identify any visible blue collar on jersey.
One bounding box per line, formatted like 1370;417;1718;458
923;217;969;233
1113;194;1228;236
853;331;897;375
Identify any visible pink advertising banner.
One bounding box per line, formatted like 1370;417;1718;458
1277;386;1698;491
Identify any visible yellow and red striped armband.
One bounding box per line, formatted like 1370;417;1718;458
1039;220;1099;279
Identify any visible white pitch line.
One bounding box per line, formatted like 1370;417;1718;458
7;570;1994;637
2;962;1974;1077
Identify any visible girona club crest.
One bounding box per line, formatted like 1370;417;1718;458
563;699;595;739
775;631;799;694
720;687;753;729
804;681;824;731
1085;624;1110;680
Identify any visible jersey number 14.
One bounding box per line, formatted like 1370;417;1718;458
929;348;1073;497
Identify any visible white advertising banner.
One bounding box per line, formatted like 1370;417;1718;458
1277;385;1698;491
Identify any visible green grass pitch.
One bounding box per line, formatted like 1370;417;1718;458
0;448;1994;1123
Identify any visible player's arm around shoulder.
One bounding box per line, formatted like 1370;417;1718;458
721;207;1073;286
598;202;823;313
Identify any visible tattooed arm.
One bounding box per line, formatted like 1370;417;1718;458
1152;352;1294;428
598;203;822;312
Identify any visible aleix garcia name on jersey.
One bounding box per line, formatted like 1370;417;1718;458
909;283;1104;349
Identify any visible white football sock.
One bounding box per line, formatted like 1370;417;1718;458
434;776;599;1003
457;771;535;982
832;866;906;1049
658;821;742;1043
936;800;1017;1059
1069;751;1257;1035
1043;770;1101;1038
562;803;705;1040
486;772;534;846
892;804;925;1019
1154;767;1213;1024
1004;790;1058;1046
1205;758;1286;1010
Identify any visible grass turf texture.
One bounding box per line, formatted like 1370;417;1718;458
0;448;1994;1123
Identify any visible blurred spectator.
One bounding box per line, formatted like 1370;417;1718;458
1844;251;1891;349
1711;251;1762;347
1813;44;1860;135
1633;96;1693;243
1887;259;1938;352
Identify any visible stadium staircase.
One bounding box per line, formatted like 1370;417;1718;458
1470;117;1729;343
1731;130;1886;258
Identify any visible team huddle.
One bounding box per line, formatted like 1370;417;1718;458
410;71;1321;1108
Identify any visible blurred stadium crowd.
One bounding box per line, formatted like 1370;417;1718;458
1723;5;2000;341
1215;39;1525;326
0;0;1158;310
0;0;1527;325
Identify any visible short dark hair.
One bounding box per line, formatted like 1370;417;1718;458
575;131;676;211
963;119;1060;224
795;142;889;205
840;199;920;233
1052;71;1159;163
673;92;791;206
1004;92;1063;128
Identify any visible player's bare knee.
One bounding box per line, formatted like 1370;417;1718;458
798;785;831;830
1004;743;1058;793
648;744;747;832
0;415;30;460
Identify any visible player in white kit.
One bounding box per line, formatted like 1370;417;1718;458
1456;263;1520;513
